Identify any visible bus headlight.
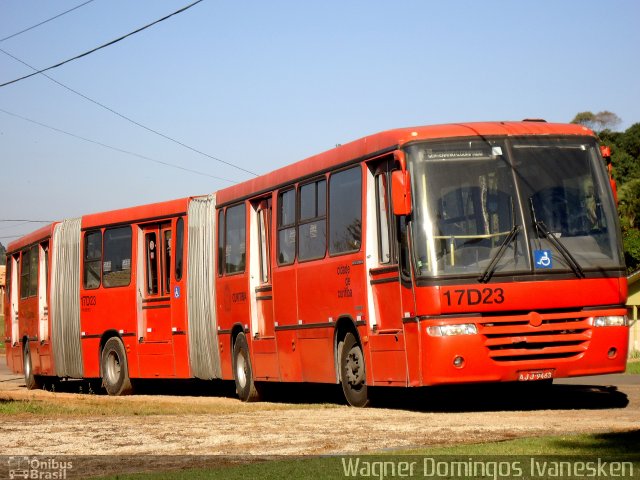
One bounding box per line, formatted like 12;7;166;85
427;324;478;336
593;316;627;327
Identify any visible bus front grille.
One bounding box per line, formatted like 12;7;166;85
480;316;592;362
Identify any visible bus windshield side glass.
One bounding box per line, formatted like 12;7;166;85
513;139;622;274
406;137;623;279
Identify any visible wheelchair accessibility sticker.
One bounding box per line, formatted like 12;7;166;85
534;250;552;269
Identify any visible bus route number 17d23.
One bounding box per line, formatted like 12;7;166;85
442;287;505;307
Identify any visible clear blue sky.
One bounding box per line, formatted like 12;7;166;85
1;0;639;243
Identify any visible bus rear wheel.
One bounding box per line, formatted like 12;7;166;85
340;332;369;407
23;342;42;390
233;332;260;402
101;337;133;396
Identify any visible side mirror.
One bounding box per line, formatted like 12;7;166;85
600;145;618;204
392;170;412;216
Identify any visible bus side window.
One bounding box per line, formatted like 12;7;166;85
225;204;247;275
175;217;184;281
28;245;38;297
102;226;132;288
298;179;326;261
329;166;362;255
277;189;296;265
20;248;30;299
83;230;102;289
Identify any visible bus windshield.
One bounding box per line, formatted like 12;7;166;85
405;137;623;279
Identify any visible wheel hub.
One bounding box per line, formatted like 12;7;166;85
24;350;31;378
236;354;247;388
106;352;121;384
345;347;364;387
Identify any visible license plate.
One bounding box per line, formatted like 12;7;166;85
518;369;554;382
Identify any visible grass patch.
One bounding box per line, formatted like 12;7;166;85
0;394;339;417
95;431;640;480
398;430;640;456
626;360;640;375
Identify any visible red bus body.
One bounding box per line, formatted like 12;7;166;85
4;122;629;405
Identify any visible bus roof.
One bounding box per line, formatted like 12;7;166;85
8;197;194;253
7;121;594;250
7;223;57;253
216;121;594;206
82;196;192;230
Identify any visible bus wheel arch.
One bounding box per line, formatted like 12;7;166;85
23;337;42;390
334;318;369;407
100;333;133;396
231;326;260;402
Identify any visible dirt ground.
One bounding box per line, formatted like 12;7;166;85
1;363;639;458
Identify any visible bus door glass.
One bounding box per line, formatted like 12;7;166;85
38;241;49;342
10;254;19;346
141;223;172;343
368;159;405;331
255;198;274;337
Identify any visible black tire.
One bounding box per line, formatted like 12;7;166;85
23;342;42;390
233;332;260;402
101;337;133;396
340;332;369;407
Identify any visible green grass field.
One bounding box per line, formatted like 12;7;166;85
95;431;640;480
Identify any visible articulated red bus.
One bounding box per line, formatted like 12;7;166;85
4;121;629;406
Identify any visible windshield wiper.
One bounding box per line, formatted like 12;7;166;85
528;197;585;278
478;225;520;283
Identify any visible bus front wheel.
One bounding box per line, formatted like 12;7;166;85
101;337;133;396
233;332;260;402
340;332;369;407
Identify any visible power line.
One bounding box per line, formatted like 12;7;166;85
0;53;259;181
0;220;53;223
0;7;259;178
0;107;238;183
4;45;258;177
0;0;97;43
0;221;52;233
1;235;24;240
0;0;204;88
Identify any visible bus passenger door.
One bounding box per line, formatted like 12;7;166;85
139;223;174;372
38;242;49;344
249;198;279;380
367;161;414;385
37;241;52;374
8;254;20;371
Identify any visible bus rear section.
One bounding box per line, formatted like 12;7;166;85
4;225;55;389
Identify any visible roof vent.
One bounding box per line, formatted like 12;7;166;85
522;118;547;122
